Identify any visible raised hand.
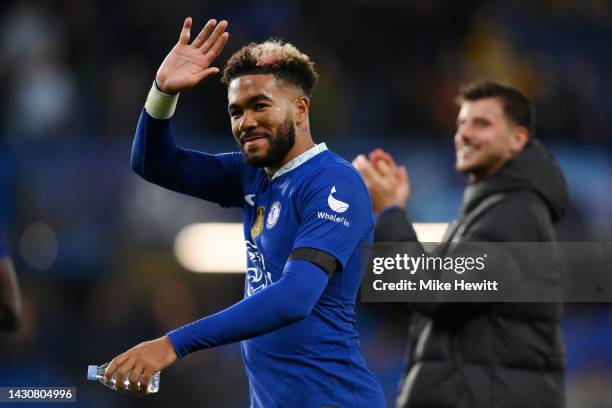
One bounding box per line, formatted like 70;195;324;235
155;18;229;94
353;149;411;214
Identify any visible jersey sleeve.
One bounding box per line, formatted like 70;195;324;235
131;110;245;208
292;165;374;269
167;259;328;356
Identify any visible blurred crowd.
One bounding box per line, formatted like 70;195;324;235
0;1;611;407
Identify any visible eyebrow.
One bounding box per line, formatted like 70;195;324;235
228;94;273;111
456;116;492;126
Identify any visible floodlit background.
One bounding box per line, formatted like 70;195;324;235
1;1;611;407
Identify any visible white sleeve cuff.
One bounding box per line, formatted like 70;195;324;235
144;81;179;120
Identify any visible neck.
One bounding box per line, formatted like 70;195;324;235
265;129;315;177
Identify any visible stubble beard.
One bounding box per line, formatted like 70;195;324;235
240;115;296;168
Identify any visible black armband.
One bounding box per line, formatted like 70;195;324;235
288;248;340;278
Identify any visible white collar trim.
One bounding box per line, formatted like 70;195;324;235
270;143;328;181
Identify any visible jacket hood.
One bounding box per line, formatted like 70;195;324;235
462;140;569;222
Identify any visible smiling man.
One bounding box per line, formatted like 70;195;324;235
354;80;569;407
104;17;385;407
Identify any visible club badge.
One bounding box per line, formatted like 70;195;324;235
266;201;281;229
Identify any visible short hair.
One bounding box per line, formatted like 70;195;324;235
456;80;535;138
222;39;318;97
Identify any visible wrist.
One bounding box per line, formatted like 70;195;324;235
154;78;178;96
162;335;178;362
376;204;402;217
145;81;180;120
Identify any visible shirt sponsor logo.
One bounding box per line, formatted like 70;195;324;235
266;201;281;229
327;186;349;213
317;211;350;228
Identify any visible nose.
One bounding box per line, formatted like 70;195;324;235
239;110;257;133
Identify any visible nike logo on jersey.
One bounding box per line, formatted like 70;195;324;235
245;194;256;206
328;186;349;213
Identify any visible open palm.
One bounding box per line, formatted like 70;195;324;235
156;17;229;94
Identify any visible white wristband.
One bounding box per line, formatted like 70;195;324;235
144;81;179;120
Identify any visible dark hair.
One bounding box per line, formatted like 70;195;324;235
222;39;318;97
456;80;535;138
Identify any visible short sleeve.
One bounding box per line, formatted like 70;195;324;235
292;165;374;269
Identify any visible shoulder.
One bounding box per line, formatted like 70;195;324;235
488;190;550;221
307;151;367;187
300;151;370;202
463;189;553;241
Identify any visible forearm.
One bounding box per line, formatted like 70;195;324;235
0;257;21;331
167;260;328;357
131;110;181;182
131;81;182;179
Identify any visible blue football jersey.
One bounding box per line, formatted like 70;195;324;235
227;143;383;407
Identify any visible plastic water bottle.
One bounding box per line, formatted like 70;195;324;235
87;362;160;393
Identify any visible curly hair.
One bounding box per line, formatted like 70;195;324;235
222;39;318;97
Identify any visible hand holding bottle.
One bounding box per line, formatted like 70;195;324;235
102;336;177;396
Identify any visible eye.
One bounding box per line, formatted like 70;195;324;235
230;110;243;118
254;103;268;110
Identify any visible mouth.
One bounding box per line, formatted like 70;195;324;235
240;134;269;153
458;145;479;155
240;134;268;145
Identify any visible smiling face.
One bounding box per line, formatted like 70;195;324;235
228;74;298;168
454;97;528;181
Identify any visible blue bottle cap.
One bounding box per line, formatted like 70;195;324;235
87;365;98;381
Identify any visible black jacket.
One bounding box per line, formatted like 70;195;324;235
375;140;569;408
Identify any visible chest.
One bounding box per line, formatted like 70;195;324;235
243;177;302;266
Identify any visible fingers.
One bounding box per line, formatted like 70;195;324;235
179;17;192;45
200;20;228;54
369;148;398;167
374;157;395;179
353;155;384;186
207;31;229;59
398;165;409;185
191;19;217;48
138;372;152;396
112;359;133;393
104;354;129;383
128;365;144;395
399;165;411;195
198;67;221;83
194;31;227;82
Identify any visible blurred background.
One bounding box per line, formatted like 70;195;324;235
0;0;611;407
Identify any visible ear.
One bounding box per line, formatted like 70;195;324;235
294;96;309;127
510;126;529;154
